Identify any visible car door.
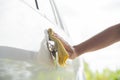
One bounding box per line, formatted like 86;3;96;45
0;0;81;80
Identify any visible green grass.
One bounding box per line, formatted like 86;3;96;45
33;70;75;80
84;61;120;80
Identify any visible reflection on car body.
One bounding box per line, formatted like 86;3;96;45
0;0;85;80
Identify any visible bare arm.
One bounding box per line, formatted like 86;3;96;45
74;23;120;57
53;23;120;59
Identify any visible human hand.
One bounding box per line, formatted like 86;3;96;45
53;32;77;59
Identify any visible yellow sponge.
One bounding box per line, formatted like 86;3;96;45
48;28;69;66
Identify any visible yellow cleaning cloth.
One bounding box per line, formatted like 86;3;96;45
48;28;69;66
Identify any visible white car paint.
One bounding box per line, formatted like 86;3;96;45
0;0;85;80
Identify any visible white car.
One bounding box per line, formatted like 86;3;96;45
0;0;85;80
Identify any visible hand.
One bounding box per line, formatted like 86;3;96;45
53;32;77;59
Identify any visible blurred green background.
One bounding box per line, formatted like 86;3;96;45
84;61;120;80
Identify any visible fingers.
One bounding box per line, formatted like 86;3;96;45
53;32;77;59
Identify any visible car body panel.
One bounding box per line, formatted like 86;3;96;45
0;0;84;80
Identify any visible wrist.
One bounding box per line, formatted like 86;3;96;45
73;45;85;57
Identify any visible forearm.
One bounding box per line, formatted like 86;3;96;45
74;23;120;56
